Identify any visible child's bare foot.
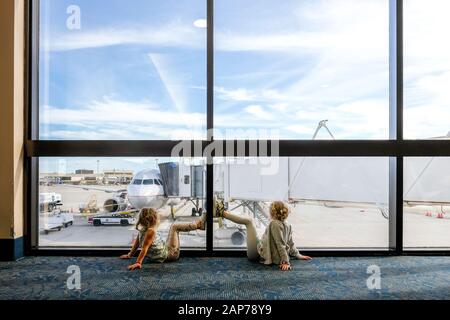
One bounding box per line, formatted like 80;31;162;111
298;255;312;261
213;196;225;218
196;214;206;231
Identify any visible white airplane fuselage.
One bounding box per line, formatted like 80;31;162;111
126;169;168;210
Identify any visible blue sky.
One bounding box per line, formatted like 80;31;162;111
40;157;175;174
38;0;450;173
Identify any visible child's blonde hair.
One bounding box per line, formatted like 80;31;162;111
136;208;159;231
270;201;290;221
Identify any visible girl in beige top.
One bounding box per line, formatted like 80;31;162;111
217;200;312;271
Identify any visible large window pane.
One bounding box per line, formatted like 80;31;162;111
214;0;389;140
214;157;389;249
39;0;206;140
404;157;450;249
39;157;206;248
404;0;450;139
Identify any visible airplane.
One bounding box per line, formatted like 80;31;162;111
62;167;204;220
109;169;167;212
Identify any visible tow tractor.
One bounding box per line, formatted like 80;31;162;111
88;211;137;227
40;209;74;234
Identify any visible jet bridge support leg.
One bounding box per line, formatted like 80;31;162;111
228;200;270;227
190;199;203;217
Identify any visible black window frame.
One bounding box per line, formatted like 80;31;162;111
24;0;450;256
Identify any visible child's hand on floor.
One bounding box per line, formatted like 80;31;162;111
279;262;291;271
128;263;142;271
297;254;313;261
119;254;131;260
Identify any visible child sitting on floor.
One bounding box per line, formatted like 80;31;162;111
120;208;205;270
216;199;312;271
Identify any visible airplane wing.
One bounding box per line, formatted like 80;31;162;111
58;184;127;194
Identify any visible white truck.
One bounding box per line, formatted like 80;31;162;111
39;210;74;234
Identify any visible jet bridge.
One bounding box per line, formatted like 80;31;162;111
216;157;390;220
216;156;450;220
158;162;206;199
220;158;389;204
159;156;450;221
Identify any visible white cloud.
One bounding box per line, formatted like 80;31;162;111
40;0;450;140
215;87;256;102
40;98;206;140
46;21;205;52
404;71;450;139
216;0;388;57
403;0;450;138
193;19;207;29
244;105;273;120
269;103;289;112
214;0;391;139
215;86;285;102
285;125;314;136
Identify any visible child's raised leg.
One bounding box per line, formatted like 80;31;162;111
223;211;259;261
165;217;205;261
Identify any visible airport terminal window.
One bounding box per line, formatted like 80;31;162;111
38;0;207;140
404;158;450;250
214;0;390;140
404;0;450;139
29;1;450;253
213;157;389;249
38;157;206;248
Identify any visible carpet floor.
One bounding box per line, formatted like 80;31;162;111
0;256;449;300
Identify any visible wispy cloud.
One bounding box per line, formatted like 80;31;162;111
45;21;205;52
40;0;450;141
403;0;450;138
244;105;273;120
215;0;387;56
215;86;285;102
149;53;187;113
40;98;206;140
213;0;390;139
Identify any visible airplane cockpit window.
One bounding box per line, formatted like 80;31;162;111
132;179;143;185
143;179;154;185
154;180;161;186
158;179;163;185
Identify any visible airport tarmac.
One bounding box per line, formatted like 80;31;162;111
39;185;449;249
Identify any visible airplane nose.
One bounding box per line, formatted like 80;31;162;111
129;197;145;210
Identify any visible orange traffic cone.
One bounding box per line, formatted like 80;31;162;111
425;211;432;217
437;213;445;219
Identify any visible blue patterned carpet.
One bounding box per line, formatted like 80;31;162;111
0;256;449;300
